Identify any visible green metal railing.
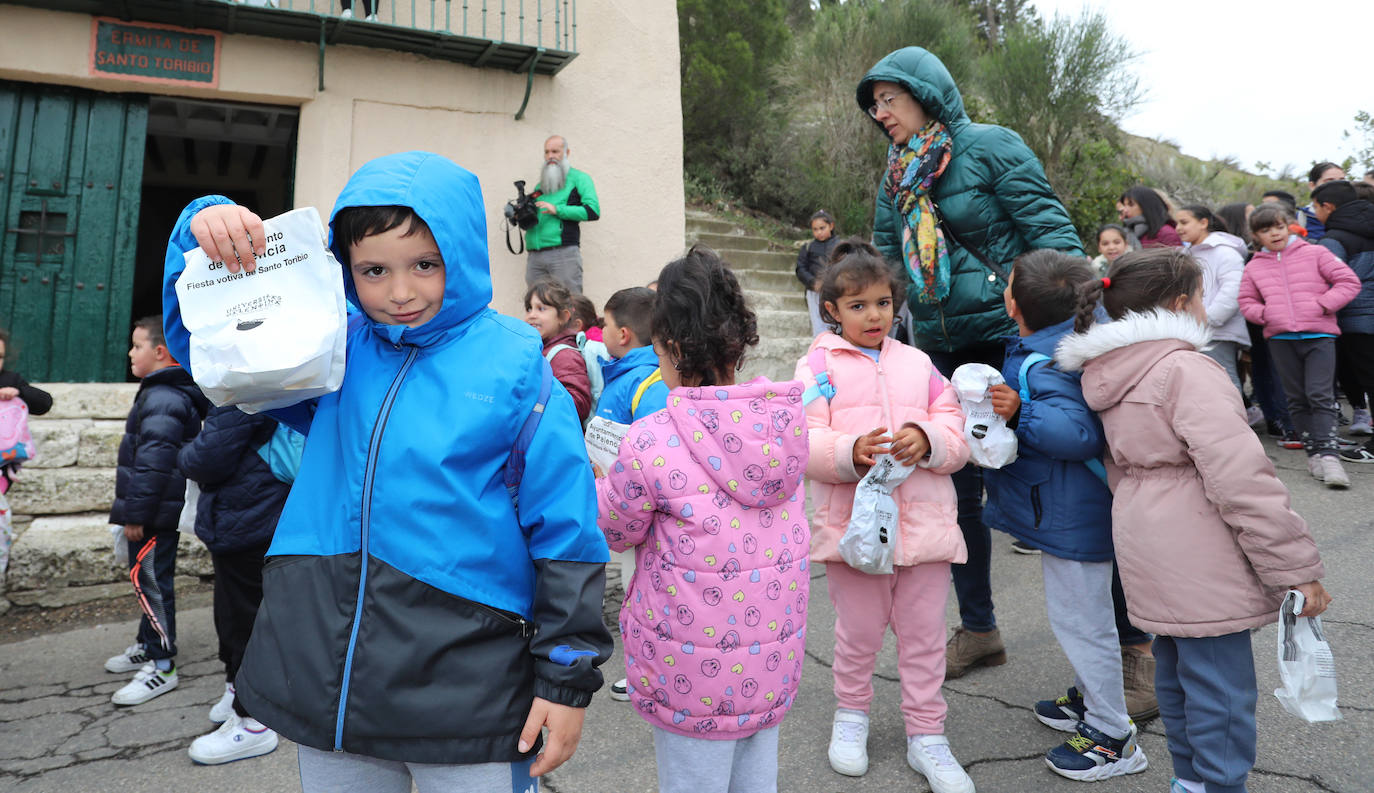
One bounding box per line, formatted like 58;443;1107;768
247;0;576;51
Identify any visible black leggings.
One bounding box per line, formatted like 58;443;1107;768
339;0;375;14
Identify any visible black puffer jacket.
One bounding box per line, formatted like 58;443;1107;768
0;371;52;415
178;405;289;553
1319;200;1374;335
795;236;840;289
109;366;210;530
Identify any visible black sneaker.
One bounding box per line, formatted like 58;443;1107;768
1276;431;1304;450
1336;437;1362;452
1011;540;1041;555
1340;446;1374;464
1034;687;1086;732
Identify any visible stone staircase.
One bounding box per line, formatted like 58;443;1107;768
684;209;814;383
1;383;210;613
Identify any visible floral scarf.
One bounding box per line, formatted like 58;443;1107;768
884;120;953;304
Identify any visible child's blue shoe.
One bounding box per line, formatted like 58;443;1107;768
1034;686;1086;732
1045;721;1148;781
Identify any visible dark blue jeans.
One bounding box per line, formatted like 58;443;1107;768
927;344;1002;632
1154;632;1257;793
128;530;179;661
1112;561;1151;646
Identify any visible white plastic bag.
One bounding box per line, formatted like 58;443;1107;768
176;207;348;413
951;363;1018;468
585;416;630;479
110;524;129;566
838;454;915;575
1274;589;1341;722
178;480;200;534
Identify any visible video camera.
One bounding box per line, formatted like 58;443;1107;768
504;180;540;231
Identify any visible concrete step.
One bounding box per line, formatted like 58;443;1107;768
746;290;808;312
691;231;772;253
718;248;798;274
34;382;137;420
740;335;813;384
734;268;798;292
5;513;211;594
755;308;816;339
684;216;739;236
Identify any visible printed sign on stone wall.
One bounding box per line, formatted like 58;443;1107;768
89;17;221;88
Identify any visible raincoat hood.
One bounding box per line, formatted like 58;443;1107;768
601;344;659;381
1192;231;1249;259
329;151;493;347
1055;310;1211;412
856;46;970;135
661;379;809;509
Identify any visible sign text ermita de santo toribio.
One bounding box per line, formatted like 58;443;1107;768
90;18;220;88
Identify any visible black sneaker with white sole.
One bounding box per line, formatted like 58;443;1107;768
608;678;630;701
1340;445;1374;463
1011;540;1041;555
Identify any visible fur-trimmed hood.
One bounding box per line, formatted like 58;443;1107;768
1055;310;1212;413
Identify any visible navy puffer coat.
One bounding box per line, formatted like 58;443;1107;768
1319;199;1374;335
178;405;289;553
109;366;211;531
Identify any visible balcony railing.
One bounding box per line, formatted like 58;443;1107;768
4;0;578;76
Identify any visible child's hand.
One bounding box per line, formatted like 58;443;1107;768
0;387;17;400
890;424;930;466
189;204;266;274
852;427;891;468
519;696;585;777
1294;581;1332;617
988;384;1020;421
124;524;143;542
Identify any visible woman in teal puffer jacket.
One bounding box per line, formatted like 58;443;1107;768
859;46;1082;686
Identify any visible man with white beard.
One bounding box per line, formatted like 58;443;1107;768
525;135;601;293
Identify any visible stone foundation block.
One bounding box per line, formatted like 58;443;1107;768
8;467;115;515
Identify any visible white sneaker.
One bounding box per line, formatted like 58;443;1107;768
209;682;236;723
339;7;353;18
907;734;975;793
104;643;150;673
827;709;869;776
608;678;630;701
365;12;378;21
111;663;178;706
1350;408;1373;435
1320;456;1350;489
188;713;279;765
1246;405;1265;427
1307;455;1325;482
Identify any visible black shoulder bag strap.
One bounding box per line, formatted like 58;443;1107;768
504;220;526;256
930;199;1008;283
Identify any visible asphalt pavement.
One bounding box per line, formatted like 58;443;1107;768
1;442;1369;793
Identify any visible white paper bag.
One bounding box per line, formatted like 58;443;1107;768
1274;589;1341;722
951;363;1018;469
585;416;630;479
176;207;348;413
838;454;915;575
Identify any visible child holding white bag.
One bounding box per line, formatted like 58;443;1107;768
794;240;974;793
1056;247;1331;793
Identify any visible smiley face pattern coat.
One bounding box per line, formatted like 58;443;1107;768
597;378;810;740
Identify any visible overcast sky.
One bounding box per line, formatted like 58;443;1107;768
1032;0;1373;179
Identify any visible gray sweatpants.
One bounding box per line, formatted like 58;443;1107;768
1268;337;1339;456
805;289;829;337
1042;554;1131;740
1202;340;1243;394
653;724;779;793
297;745;536;793
526;245;583;293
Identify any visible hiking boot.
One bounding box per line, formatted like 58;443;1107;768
1320;456;1350;489
112;664;178;706
209;682;235;723
1034;686;1086;732
608;678;630;701
1121;648;1158;722
188;713;279;765
104;643;150;674
827;708;870;776
1011;540;1041;555
1045;721;1148;781
1339;445;1374;464
945;626;1006;679
1350;408;1373;435
907;735;975;793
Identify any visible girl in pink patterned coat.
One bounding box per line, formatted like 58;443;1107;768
597;246;809;793
795;240;974;793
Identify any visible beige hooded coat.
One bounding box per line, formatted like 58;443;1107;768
1056;310;1324;637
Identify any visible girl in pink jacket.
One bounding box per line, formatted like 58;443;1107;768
597;247;809;793
1237;203;1360;486
1057;247;1331;793
794;241;973;793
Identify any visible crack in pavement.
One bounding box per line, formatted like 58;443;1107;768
1322;617;1374;631
1250;766;1341;792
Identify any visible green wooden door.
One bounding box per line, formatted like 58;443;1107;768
0;81;147;382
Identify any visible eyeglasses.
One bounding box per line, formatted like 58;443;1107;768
867;92;908;119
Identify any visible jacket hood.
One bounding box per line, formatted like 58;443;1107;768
661;378;808;509
329;151;492;347
1055;310;1210;410
1192;231;1249;259
1016;316;1077;358
1325;199;1374;239
141;365;212;417
601;344;658;380
856;47;970;134
1250;237;1315;264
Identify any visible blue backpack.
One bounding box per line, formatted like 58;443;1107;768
256;422;307;485
1018;352;1108;485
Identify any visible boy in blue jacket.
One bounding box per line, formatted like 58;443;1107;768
162;152;612;791
594;286;669;423
983;251;1147;782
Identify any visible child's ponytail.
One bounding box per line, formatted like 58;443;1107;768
1075;248;1203;333
1073;277;1107;333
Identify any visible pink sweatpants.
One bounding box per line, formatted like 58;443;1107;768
826;560;951;735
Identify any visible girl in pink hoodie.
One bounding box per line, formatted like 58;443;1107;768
794;241;973;793
1056;247;1332;793
597;247;810;793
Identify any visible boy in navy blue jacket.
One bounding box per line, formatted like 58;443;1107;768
162;152;611;791
594;286;668;423
983;251;1147;783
